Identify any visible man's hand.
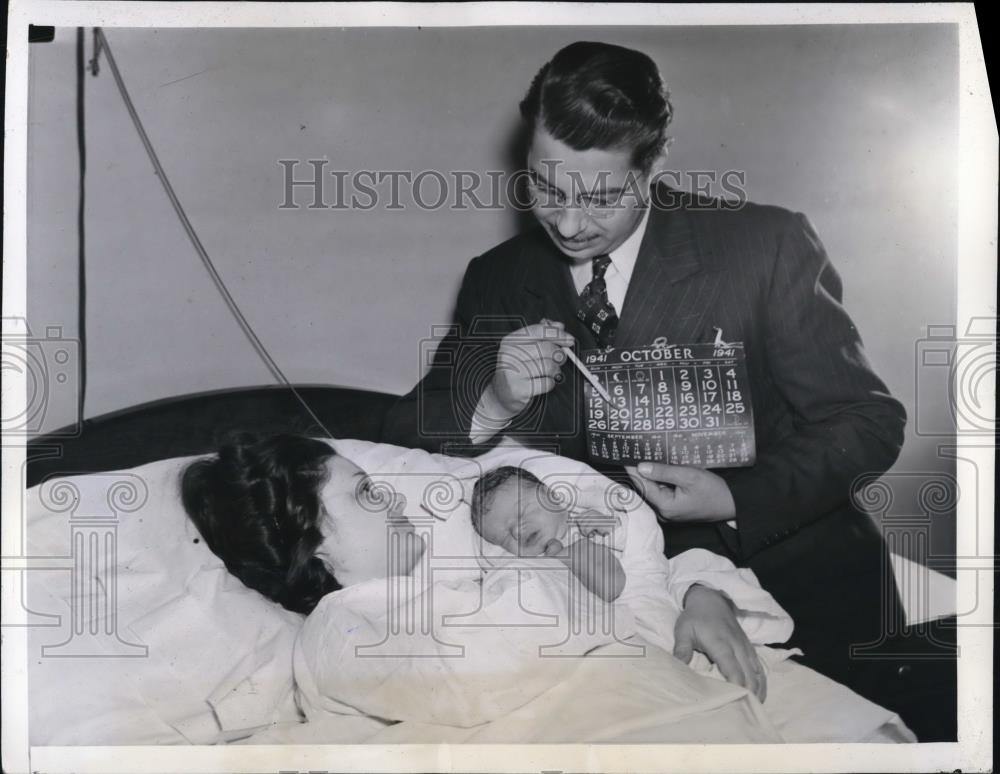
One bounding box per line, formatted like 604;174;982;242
676;584;766;702
487;320;576;419
625;462;736;522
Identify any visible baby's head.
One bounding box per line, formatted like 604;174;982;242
471;466;569;556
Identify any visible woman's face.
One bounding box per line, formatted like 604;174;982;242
314;455;424;587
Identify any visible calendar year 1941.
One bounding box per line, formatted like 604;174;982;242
580;343;757;468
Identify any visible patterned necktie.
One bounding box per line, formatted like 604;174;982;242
577;254;619;348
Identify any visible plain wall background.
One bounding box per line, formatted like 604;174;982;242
27;25;958;554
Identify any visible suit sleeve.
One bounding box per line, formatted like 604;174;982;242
719;212;906;558
381;255;507;454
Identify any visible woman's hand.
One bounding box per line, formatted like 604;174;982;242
675;584;766;702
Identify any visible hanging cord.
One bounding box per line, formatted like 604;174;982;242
88;28;334;438
75;28;88;426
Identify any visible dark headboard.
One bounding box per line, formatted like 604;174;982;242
26;385;399;488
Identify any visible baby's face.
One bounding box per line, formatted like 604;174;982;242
479;479;569;556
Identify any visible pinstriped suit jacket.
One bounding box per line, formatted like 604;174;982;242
382;186;906;561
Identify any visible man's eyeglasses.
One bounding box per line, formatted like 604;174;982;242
525;175;632;221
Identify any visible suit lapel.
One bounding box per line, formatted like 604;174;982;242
511;232;591;426
617;192;712;348
518;231;592;342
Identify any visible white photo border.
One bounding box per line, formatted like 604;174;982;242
3;2;994;773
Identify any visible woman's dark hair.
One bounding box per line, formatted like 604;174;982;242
181;433;341;614
519;41;673;173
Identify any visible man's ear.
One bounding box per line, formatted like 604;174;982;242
638;150;672;203
646;149;671;181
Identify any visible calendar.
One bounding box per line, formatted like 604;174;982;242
581;343;756;468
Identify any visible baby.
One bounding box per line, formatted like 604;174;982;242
471;466;627;602
470;464;799;686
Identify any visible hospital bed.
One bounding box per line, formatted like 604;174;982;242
22;385;951;744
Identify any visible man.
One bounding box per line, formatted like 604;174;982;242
383;41;929;733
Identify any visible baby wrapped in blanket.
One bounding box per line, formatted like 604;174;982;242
294;443;811;738
468;465;802;687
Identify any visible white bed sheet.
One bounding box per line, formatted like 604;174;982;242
25;438;916;745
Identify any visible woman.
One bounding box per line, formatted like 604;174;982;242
181;433;424;614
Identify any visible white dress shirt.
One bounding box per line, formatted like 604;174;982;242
567;204;650;312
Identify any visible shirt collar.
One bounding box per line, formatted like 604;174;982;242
607;204;651;283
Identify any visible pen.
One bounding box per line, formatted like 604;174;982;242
561;346;613;404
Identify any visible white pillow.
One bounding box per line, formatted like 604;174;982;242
26;454;305;744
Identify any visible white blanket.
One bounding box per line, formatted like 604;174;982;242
271;636;915;745
295;568;634;727
293;439;914;742
294;563;805;741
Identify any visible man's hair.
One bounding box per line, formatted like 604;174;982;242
470;465;542;537
519;41;673;173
